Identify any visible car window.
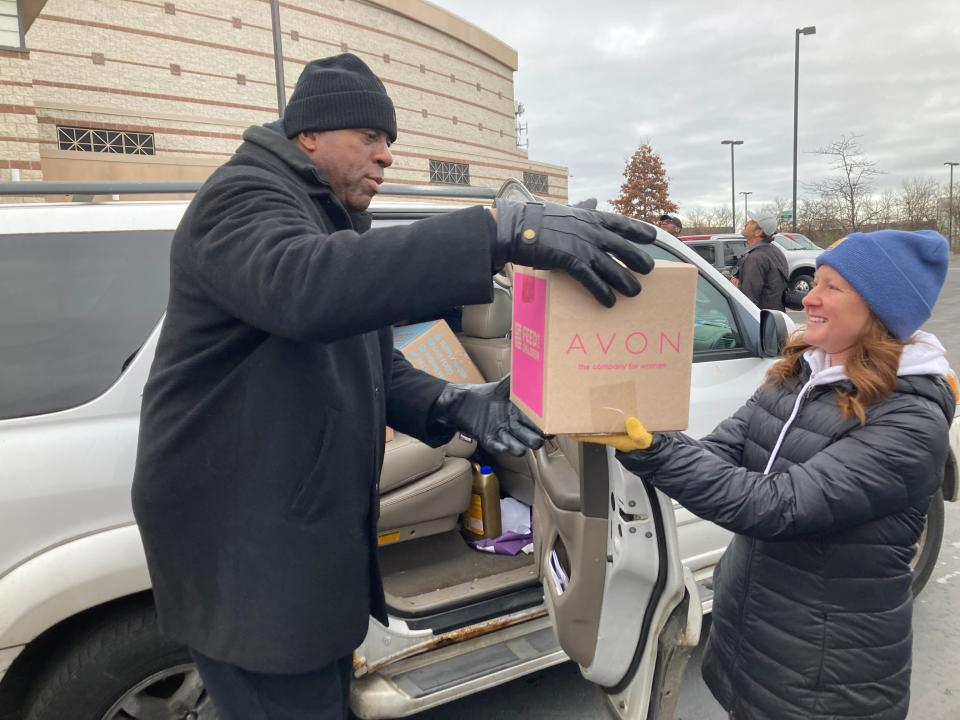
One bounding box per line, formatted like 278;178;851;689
645;244;744;355
773;234;802;250
790;234;819;250
690;244;715;264
723;241;747;265
0;230;173;420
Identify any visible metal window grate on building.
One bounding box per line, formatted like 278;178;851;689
57;126;156;155
429;159;470;186
523;172;549;194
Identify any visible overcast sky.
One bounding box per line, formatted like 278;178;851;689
433;0;960;217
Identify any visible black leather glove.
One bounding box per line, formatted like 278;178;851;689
431;376;546;457
492;200;657;307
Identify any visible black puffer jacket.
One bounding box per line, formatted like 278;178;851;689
618;342;954;720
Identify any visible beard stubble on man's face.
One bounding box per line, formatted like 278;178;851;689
299;129;393;212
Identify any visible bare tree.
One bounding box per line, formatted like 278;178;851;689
707;205;732;229
938;182;960;242
797;195;843;244
808;134;882;232
875;189;900;226
683;206;711;231
899;176;941;227
759;196;790;226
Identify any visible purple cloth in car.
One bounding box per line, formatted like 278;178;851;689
468;531;533;556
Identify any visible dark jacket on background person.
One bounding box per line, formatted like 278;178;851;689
132;123;495;674
737;241;789;310
618;335;954;720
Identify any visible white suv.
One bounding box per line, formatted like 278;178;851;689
0;181;956;720
682;233;820;298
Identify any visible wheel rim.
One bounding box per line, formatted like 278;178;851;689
793;278;812;293
910;523;928;573
101;663;218;720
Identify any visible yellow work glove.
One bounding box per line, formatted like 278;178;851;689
574;417;653;452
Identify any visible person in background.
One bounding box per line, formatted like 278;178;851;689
583;229;954;720
734;211;788;310
658;212;683;237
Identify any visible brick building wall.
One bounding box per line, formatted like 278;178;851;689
0;48;42;183
0;0;568;201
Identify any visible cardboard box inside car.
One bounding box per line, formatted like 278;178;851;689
393;319;485;385
510;260;697;435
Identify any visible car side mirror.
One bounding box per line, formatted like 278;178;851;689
759;309;790;358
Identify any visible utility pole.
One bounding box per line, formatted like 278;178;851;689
270;0;286;115
721;140;743;232
946;162;959;251
740;191;752;222
792;25;816;232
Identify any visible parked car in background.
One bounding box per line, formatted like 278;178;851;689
781;231;821;251
678;234;746;279
681;233;821;299
772;233;805;251
771;233;821;296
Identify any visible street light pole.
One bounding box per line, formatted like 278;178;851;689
740;191;752;221
947;162;959;251
721;140;743;232
792;25;816;233
270;0;287;115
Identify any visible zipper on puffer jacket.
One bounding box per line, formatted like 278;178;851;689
814;612;829;689
729;536;757;687
763;374;818;474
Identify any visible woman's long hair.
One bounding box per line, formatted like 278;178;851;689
766;314;905;424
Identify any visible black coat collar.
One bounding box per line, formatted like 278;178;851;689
238;122;372;232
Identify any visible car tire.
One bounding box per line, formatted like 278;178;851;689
790;274;814;296
911;489;945;597
22;601;217;720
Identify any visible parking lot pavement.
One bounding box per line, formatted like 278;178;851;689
923;262;960;370
415;259;960;720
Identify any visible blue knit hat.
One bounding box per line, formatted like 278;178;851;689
816;229;949;340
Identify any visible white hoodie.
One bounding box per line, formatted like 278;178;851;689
763;330;950;473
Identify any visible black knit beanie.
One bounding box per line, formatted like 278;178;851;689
283;54;397;142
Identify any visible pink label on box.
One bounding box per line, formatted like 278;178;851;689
512;272;546;416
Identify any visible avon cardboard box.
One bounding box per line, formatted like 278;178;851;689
393;319;485;385
510;261;697;434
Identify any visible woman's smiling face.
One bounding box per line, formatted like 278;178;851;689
801;264;872;358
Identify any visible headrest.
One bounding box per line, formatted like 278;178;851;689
494;262;513;289
461;285;511;339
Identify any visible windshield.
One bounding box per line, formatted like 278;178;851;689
788;233;819;250
773;234;803;250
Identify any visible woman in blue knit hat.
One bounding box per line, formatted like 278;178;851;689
584;229;956;720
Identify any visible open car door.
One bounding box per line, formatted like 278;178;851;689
532;440;701;719
497;179;703;719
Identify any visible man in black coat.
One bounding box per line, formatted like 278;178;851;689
735;211;789;310
132;54;656;719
